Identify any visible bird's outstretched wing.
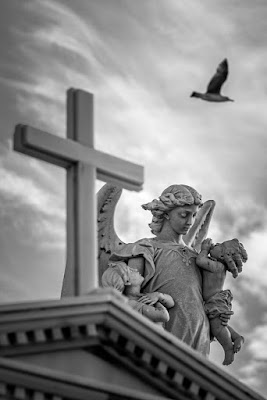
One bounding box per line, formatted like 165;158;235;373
183;200;216;252
206;59;228;94
97;183;126;281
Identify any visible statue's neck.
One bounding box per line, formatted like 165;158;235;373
156;231;185;245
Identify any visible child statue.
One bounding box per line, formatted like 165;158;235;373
102;261;174;326
196;238;246;365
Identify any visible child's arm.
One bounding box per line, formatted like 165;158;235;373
138;292;175;309
142;302;170;323
197;238;223;273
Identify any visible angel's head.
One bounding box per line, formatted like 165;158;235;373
142;184;202;235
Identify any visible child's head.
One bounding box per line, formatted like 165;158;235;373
101;262;143;293
102;261;129;293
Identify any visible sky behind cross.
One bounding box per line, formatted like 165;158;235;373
14;90;143;296
0;0;267;397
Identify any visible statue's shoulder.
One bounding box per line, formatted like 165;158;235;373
135;237;154;246
121;237;156;254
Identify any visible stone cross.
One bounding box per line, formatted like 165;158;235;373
14;88;144;297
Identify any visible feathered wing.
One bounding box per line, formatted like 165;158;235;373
97;183;126;282
206;59;228;94
183;200;216;253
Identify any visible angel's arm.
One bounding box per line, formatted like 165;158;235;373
157;293;175;308
128;299;169;323
138;292;174;308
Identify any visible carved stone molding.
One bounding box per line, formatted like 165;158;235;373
0;289;265;400
0;357;167;400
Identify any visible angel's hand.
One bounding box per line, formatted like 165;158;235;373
201;238;213;252
223;253;239;278
219;310;234;326
221;239;248;277
138;292;160;305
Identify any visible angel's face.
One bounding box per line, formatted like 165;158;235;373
167;204;199;235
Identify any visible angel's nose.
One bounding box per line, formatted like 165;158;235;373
187;214;194;225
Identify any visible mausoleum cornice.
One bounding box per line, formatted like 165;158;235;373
0;288;264;400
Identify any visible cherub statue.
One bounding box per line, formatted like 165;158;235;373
97;183;247;362
196;238;247;365
102;261;174;326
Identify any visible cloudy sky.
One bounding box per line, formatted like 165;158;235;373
1;0;267;397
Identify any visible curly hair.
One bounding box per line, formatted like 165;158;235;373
101;261;131;293
142;184;202;235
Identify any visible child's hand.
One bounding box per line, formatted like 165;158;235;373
201;238;214;252
138;292;160;305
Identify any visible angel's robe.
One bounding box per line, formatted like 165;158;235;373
109;238;210;357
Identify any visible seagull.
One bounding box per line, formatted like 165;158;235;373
190;58;234;102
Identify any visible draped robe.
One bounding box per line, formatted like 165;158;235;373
110;237;210;357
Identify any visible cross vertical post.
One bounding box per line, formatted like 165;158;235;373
63;89;97;296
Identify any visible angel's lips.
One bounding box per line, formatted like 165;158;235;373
182;226;191;233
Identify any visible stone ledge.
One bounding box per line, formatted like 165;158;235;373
0;357;167;400
0;288;265;400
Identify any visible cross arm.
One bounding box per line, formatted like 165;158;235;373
14;124;144;191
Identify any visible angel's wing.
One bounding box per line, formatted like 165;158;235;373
183;200;216;252
97;183;126;281
206;59;228;94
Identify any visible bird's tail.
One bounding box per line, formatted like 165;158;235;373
190;91;202;98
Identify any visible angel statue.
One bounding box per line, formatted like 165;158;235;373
98;183;247;363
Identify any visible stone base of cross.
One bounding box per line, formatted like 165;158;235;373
13;88;144;297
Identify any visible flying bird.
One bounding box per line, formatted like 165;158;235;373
190;59;234;102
